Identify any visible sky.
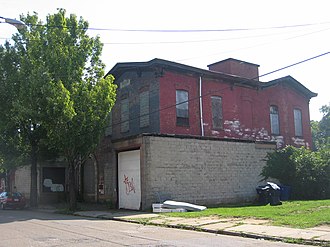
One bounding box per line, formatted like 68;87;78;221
1;0;329;121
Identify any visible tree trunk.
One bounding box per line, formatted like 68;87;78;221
68;162;77;211
30;144;38;208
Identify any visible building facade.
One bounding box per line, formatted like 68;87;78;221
88;58;316;210
12;58;317;209
107;58;316;148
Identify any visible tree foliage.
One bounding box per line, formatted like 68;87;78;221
261;146;296;186
311;104;330;150
0;13;70;206
0;9;116;209
261;146;330;200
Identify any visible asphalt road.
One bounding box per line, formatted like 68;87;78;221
0;209;312;247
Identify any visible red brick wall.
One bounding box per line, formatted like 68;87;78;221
260;84;313;148
159;69;313;148
208;59;259;80
159;71;201;135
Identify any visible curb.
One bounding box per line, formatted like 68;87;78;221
80;213;329;247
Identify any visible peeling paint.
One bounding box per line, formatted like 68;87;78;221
222;119;275;144
221;118;312;148
212;130;220;135
272;136;284;149
224;129;231;134
257;128;269;138
292;137;306;147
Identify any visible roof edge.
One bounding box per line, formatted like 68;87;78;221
207;58;260;68
107;58;261;88
262;75;317;98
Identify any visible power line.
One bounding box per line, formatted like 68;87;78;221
2;20;330;33
2;25;329;47
88;21;330;32
178;27;330;62
2;20;330;50
103;27;330;45
260;51;330;78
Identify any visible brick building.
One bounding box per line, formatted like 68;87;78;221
12;58;317;209
84;58;316;210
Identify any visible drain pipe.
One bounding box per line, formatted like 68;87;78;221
199;76;204;136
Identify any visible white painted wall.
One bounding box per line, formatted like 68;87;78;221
118;150;141;210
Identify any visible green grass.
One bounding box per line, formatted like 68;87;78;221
165;200;330;228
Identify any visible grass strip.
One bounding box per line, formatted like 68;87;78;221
165;200;330;228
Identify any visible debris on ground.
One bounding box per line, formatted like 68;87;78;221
153;200;207;213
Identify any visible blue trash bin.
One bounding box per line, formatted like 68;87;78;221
280;185;291;201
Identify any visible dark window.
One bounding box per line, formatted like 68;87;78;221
121;98;129;132
294;108;303;136
140;91;149;128
176;90;189;126
270;105;280;135
42;167;65;192
211;96;223;129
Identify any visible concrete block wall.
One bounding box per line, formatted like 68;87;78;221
14;166;31;198
143;135;275;209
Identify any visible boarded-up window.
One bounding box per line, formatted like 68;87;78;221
294;108;302;136
270;105;280;135
176;90;189;126
121;98;129;133
105;112;112;136
211;96;223;129
140;91;149;128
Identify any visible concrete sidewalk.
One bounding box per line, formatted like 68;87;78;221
72;210;330;246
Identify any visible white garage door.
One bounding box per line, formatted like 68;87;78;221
118;150;141;210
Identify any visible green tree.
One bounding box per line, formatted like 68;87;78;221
261;146;297;185
261;146;330;199
319;105;330;145
311;104;330;150
0;14;73;206
0;9;116;209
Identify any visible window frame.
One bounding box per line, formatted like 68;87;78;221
294;108;303;137
211;96;223;130
176;90;189;126
270;105;280;135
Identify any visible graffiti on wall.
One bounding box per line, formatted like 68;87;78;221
123;174;136;195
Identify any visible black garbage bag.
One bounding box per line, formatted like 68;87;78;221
256;182;282;206
256;185;270;205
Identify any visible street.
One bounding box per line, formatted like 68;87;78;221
0;209;312;247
